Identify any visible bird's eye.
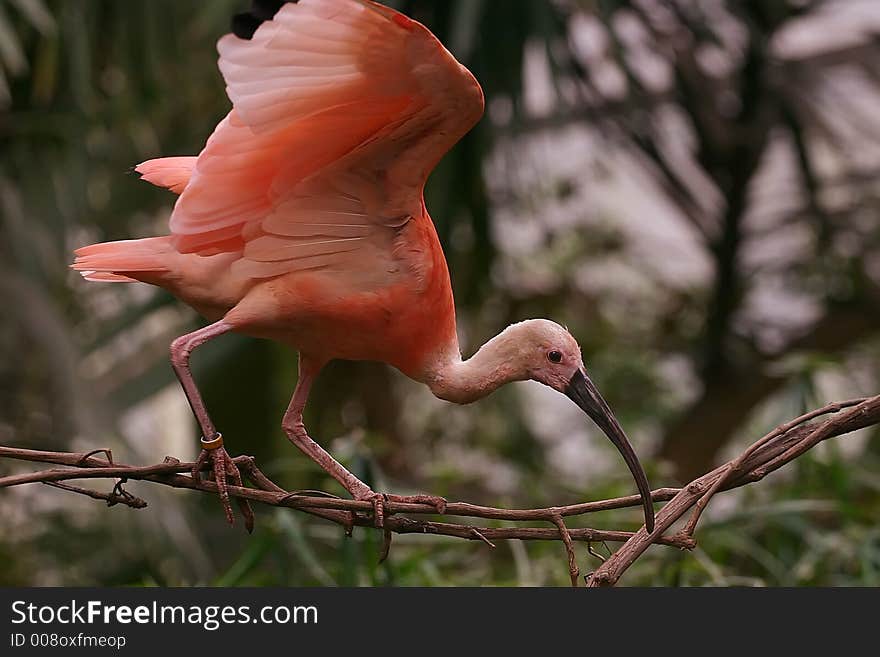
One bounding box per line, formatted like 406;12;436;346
547;350;563;364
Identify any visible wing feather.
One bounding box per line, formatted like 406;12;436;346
168;0;484;287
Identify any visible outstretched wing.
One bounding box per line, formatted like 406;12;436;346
168;0;483;283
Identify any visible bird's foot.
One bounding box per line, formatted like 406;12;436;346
192;434;254;533
354;490;447;528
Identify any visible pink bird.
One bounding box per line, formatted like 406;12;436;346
72;0;655;532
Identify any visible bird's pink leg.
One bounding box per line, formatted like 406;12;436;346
282;356;446;527
170;320;253;531
281;357;372;499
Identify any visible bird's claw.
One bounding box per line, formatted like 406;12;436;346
354;491;447;528
192;443;254;533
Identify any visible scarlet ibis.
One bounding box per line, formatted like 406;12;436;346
72;0;655;532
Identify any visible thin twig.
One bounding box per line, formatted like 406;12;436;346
552;514;579;587
469;528;496;549
586;542;607;563
43;480;148;509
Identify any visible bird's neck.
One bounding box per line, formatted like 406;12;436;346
424;330;525;404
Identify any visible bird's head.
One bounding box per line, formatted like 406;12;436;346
494;319;656;532
502;319;584;391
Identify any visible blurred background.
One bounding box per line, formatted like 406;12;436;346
2;0;880;586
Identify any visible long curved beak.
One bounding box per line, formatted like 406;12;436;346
565;369;655;533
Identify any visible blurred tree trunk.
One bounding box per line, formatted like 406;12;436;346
662;300;880;479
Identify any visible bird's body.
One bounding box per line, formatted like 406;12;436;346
76;0;470;381
96;205;458;382
73;0;656;532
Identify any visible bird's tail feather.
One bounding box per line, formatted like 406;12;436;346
72;236;173;283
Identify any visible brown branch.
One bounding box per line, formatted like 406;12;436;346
586;395;880;587
0;446;685;549
42;480;148;509
1;393;878;586
552;514;580;587
679;397;867;537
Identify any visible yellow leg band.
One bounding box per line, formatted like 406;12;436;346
200;432;224;451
